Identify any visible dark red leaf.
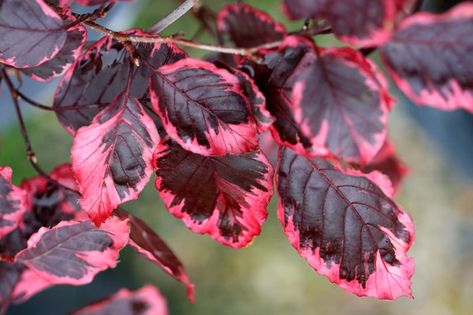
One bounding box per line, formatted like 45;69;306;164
277;147;414;299
362;140;408;195
217;3;286;48
72;97;159;225
281;0;402;47
54;32;186;134
154;139;273;248
22;9;87;82
71;285;168;315
115;209;194;302
291;46;392;164
0;0;67;68
0;167;27;239
381;3;473;112
15;217;129;289
150;58;258;156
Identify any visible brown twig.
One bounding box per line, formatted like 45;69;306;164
84;21;283;58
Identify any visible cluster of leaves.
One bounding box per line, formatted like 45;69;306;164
1;0;472;313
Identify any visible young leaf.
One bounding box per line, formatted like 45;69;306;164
217;3;286;48
281;0;402;47
154;139;273;248
381;2;473;112
277;147;414;299
54;33;186;134
291;46;392;165
15;217;129;287
115;209;195;302
72;97;159;225
150;58;258;156
22;10;87;82
71;285;168;315
0;0;67;68
0;167;27;239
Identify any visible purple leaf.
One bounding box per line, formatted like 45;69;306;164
15;217;129;288
22;9;87;82
277;147;414;299
381;2;473;112
150;58;258;156
291;46;393;164
153;139;273;248
0;0;67;68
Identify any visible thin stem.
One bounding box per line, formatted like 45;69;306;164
2;70;76;192
84;21;283;57
11;87;103;112
148;0;200;34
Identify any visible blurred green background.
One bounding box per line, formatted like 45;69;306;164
2;0;473;314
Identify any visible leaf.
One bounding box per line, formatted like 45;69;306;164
72;97;159;225
362;140;408;196
381;2;473;112
22;9;87;82
277;147;414;299
0;167;27;239
281;0;402;47
217;3;286;48
291;46;392;164
150;58;258;156
0;0;67;68
154;139;273;248
71;285;168;315
115;209;195;302
15;217;129;287
54;32;186;134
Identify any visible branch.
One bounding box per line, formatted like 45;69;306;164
148;0;200;34
10;86;104;112
84;21;283;58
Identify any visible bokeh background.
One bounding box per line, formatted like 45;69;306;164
2;0;473;314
